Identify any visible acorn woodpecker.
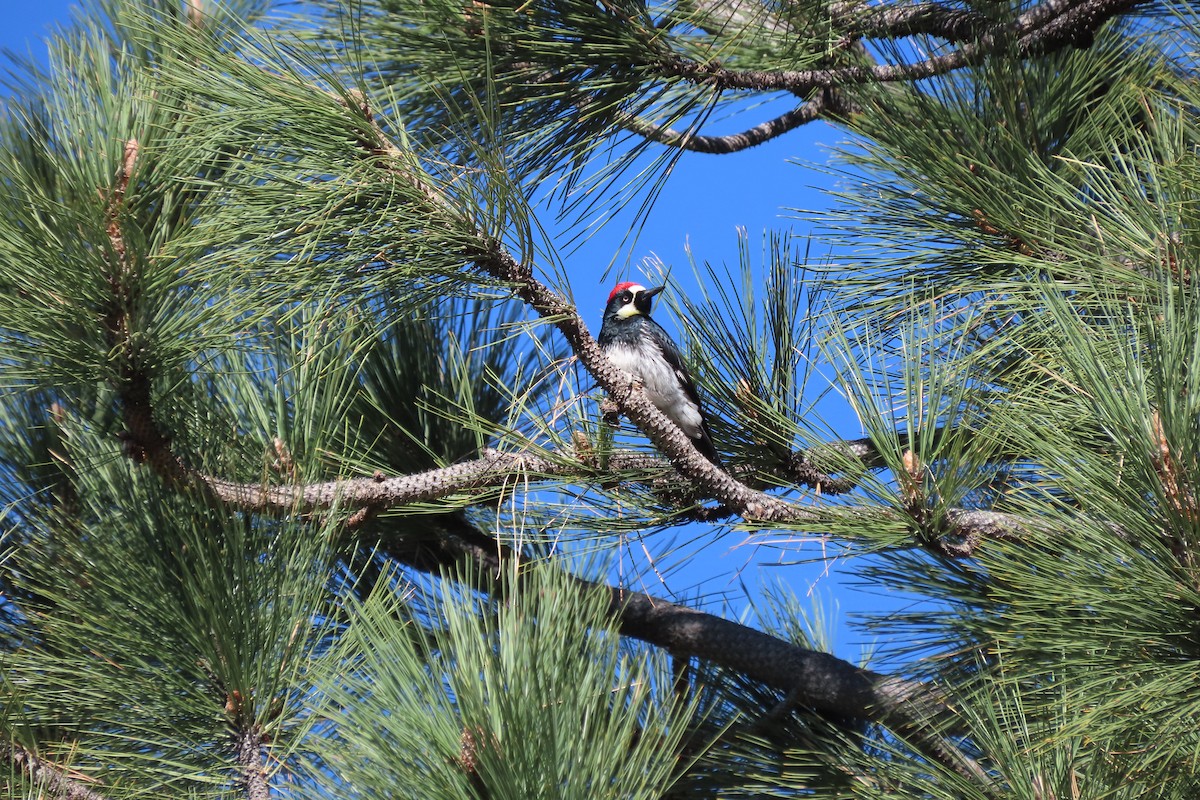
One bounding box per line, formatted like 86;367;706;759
597;282;721;464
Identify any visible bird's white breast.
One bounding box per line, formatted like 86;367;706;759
604;338;704;439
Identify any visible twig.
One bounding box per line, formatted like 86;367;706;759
186;0;203;29
615;90;830;153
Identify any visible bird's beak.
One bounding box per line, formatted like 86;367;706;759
632;284;664;316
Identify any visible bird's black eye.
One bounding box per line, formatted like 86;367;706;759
621;291;633;303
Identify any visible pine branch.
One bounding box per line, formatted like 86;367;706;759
101;189;803;525
661;0;1145;93
432;519;912;718
3;742;110;800
833;2;994;44
97;178;1025;555
615;89;835;153
102;138;188;484
235;726;269;800
139;444;1022;555
386;514;991;785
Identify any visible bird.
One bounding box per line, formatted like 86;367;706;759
597;281;721;464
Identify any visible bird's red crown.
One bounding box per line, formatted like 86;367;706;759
607;281;644;304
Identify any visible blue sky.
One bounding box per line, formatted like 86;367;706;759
2;2;909;662
3;3;78;60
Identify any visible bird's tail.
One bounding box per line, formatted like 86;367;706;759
694;422;722;466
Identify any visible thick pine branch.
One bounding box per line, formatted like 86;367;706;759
235;727;269;800
196;447;1026;554
396;518;902;719
392;515;987;782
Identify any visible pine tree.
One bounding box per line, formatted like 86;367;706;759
3;0;1198;798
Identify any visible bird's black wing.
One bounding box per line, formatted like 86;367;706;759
647;320;702;404
649;319;722;464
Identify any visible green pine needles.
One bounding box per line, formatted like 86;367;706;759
3;0;1200;798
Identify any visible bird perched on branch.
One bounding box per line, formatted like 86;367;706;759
597;282;721;464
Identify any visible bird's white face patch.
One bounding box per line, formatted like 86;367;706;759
616;284;648;319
